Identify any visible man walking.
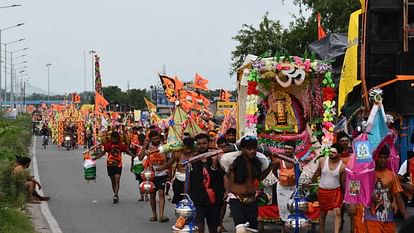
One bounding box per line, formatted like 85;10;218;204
93;131;136;203
313;144;346;233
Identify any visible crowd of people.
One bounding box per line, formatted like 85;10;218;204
24;113;414;233
81;122;414;233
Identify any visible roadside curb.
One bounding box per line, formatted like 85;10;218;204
30;136;63;233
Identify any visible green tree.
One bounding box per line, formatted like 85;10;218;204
231;13;285;73
230;0;361;73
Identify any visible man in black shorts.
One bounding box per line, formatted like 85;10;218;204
94;131;136;203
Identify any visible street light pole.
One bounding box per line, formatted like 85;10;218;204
89;50;96;94
0;23;24;105
46;63;51;102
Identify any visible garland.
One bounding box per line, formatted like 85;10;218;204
245;57;334;156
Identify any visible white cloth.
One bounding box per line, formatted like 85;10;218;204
219;151;269;173
175;171;186;182
319;159;342;189
399;160;408;176
276;182;295;221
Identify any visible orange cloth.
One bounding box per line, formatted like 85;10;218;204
365;220;395;233
318;187;343;211
354;204;367;233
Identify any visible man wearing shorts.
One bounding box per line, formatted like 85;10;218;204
138;130;169;222
94;131;136;203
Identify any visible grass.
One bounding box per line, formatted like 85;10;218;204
0;112;36;232
0;207;35;233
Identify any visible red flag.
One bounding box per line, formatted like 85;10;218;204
194;73;209;91
219;89;232;102
317;12;327;40
159;74;177;102
95;92;109;115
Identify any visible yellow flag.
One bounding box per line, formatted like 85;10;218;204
338;10;362;114
360;0;365;13
144;97;157;113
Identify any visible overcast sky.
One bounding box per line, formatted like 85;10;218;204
1;0;304;94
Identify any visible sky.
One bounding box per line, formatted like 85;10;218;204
1;0;306;94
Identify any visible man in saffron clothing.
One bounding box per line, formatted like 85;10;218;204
313;143;346;233
138;130;169;222
93;131;136;203
364;146;408;233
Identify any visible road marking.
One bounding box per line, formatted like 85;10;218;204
32;136;64;233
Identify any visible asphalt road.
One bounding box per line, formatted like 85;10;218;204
35;136;353;233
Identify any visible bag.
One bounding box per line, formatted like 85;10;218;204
83;158;96;180
279;161;295;186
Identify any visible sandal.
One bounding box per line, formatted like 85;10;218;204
159;216;169;222
113;195;119;204
149;216;158;221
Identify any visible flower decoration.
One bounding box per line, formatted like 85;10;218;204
322;87;336;101
247;81;259;95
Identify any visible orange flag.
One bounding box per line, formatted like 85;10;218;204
219;89;232;102
317;12;327;40
95;92;109;115
159;74;177;102
194;73;209;91
174;76;184;94
144;97;157;113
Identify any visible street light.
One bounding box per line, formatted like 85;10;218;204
46;63;51;101
0;5;21;9
89;50;96;93
6;47;29;104
0;23;24;105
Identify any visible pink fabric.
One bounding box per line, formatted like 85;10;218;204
344;134;376;207
373;131;400;174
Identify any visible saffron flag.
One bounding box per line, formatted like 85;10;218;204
317;12;327;40
95;92;108;115
144;97;157;113
159;74;177;102
219;89;232;102
338;10;362;114
194;73;209;91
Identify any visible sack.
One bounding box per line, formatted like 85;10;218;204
174;216;186;229
279;169;295;186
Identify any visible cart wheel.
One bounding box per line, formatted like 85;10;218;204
258;221;265;233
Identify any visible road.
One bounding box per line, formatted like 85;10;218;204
34;136;352;233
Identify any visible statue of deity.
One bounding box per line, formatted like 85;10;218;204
264;82;298;133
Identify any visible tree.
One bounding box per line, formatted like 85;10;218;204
230;0;361;73
231;13;285;73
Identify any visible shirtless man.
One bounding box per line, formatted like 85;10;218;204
14;156;50;203
220;135;277;233
138;130;169;222
155;137;195;204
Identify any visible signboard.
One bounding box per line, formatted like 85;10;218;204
134;110;141;122
216;101;236;117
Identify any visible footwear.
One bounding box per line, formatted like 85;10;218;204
144;195;149;202
159;216;169;222
40;196;50;201
149;216;158;221
113;195;119;204
29;200;41;204
138;197;144;202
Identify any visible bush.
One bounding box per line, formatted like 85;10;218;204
0;160;27;208
0;112;34;230
0;207;35;233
